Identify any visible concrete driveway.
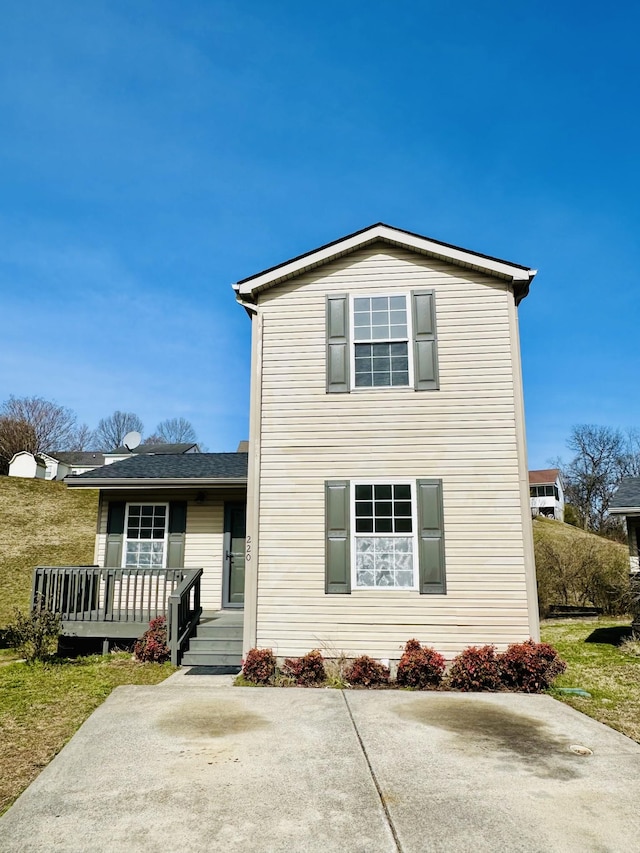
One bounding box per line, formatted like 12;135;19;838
2;671;640;853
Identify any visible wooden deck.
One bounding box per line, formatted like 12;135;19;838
32;565;203;664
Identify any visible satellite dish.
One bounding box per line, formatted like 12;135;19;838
123;431;141;451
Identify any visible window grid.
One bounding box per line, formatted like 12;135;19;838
352;483;417;590
124;504;168;569
351;295;410;388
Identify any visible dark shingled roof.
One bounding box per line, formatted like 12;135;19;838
68;453;247;482
610;478;640;509
109;443;198;455
53;451;106;466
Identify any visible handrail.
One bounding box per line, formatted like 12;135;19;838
167;568;203;666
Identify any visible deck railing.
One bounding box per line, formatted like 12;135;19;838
31;565;203;665
168;569;203;666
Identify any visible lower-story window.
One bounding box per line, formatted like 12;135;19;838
353;483;417;589
123;503;168;568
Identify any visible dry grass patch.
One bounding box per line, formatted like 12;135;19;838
0;477;97;626
0;653;173;815
542;618;640;743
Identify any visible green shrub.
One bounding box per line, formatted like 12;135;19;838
396;639;446;689
345;655;390;687
134;616;170;663
6;607;61;663
498;639;566;693
448;645;501;691
283;649;326;685
242;648;276;684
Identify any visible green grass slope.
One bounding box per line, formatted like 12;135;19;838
0;478;98;627
533;516;629;616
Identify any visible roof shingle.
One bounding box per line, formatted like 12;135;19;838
67;453;247;482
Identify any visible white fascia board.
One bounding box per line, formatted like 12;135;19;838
235;224;536;297
609;507;640;515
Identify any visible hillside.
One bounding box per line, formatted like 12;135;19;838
0;478;98;627
533;516;629;616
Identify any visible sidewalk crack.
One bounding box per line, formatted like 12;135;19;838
341;691;403;853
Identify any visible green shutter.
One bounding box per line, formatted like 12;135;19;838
416;480;446;594
167;501;187;568
326;294;350;393
325;481;351;593
105;501;125;567
412;290;439;391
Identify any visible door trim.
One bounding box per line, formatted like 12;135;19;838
222;502;246;609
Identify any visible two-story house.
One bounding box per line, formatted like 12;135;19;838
41;223;539;666
234;223;539;660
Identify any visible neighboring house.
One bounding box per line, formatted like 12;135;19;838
37;222;540;666
8;451;106;480
103;442;200;465
529;469;564;521
8;451;46;479
44;451;107;479
609;478;640;575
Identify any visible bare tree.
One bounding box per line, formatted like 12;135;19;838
0;417;38;474
142;433;163;445
154;417;197;444
69;423;97;451
0;396;78;455
94;411;144;450
562;425;632;534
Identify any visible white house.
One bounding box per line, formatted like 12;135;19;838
529;469;564;521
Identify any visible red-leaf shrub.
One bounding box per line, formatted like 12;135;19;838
242;647;277;684
396;639;446;689
283;649;326;685
134;616;170;663
345;655;390;687
448;645;501;691
498;639;567;693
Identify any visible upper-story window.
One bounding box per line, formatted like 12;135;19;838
326;290;438;394
352;296;410;388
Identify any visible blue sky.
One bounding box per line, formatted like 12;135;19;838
1;1;638;466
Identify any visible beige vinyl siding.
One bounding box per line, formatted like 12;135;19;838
253;244;534;659
94;490;245;611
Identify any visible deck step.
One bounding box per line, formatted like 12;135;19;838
181;651;242;667
187;637;242;653
194;624;243;640
180;611;244;668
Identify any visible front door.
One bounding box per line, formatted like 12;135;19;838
223;503;246;608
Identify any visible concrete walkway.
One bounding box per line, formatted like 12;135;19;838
2;670;640;852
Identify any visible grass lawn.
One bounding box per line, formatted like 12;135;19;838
0;477;98;627
0;653;174;815
542;618;640;743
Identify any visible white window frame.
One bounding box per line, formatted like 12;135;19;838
349;293;414;390
350;479;419;591
122;502;169;569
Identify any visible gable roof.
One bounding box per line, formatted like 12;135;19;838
233;223;537;304
529;469;560;486
65;452;248;488
610;477;640;513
